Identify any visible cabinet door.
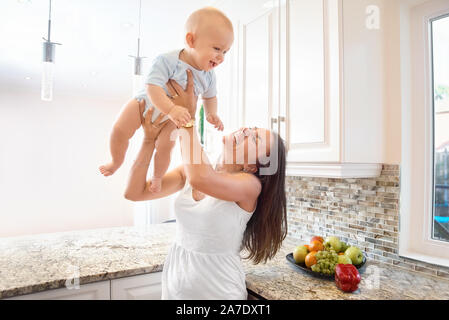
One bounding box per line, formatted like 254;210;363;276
110;272;162;300
241;2;280;132
5;280;110;300
216;0;280;133
283;0;342;164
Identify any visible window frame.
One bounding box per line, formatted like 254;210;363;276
400;0;449;267
430;12;449;244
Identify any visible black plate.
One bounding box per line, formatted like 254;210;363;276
286;253;367;280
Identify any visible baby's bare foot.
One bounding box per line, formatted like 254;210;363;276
99;162;121;177
149;177;162;193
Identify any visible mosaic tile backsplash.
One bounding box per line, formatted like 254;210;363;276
286;165;449;280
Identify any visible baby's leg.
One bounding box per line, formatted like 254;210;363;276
149;121;178;193
99;99;144;176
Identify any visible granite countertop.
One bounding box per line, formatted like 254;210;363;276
0;224;176;299
243;237;449;300
1;224;449;300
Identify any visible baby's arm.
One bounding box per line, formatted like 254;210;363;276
203;96;224;131
203;96;217;115
147;85;191;127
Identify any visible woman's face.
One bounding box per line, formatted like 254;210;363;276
221;127;272;169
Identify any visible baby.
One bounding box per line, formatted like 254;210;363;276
99;7;234;193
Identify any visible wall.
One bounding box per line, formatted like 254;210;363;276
0;88;136;237
286;165;449;279
383;0;402;164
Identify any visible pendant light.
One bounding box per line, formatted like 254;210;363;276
41;0;61;101
129;0;146;95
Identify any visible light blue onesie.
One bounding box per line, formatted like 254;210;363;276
134;49;217;122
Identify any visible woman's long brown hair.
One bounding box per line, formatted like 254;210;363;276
241;132;287;264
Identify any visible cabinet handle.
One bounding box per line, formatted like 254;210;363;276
277;117;285;135
271;118;278;130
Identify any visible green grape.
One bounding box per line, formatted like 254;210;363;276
314;250;340;276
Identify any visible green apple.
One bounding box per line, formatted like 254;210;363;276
344;246;364;265
324;236;342;252
339;241;349;253
337;255;352;265
293;245;308;264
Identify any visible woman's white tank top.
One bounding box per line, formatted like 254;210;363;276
161;180;255;300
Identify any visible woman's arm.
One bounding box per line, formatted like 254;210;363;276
168;72;261;203
178;125;260;203
124;107;185;201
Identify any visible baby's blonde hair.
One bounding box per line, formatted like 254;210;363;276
185;7;233;36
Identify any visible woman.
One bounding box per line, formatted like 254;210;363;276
124;70;287;300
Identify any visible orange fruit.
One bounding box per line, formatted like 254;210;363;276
304;244;310;252
309;240;324;252
338;252;345;255
310;236;324;243
305;251;317;268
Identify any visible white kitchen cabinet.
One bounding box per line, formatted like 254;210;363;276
5;280;110;300
215;0;385;178
4;272;163;300
110;272;162;300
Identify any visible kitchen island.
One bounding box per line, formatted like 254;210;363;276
1;223;448;300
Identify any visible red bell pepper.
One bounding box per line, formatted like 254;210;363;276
335;264;361;293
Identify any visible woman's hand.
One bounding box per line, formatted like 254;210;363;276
166;70;198;118
141;103;169;142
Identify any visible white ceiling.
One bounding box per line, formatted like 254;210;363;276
0;0;215;101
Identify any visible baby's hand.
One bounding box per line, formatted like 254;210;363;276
206;113;224;131
167;105;191;127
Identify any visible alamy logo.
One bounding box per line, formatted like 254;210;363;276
65;265;80;290
171;128;280;176
366;5;380;30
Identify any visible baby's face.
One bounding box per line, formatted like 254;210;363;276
192;25;234;72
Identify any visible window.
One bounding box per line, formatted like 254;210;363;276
432;14;449;243
400;0;449;267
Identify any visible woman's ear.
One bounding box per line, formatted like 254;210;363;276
186;32;195;48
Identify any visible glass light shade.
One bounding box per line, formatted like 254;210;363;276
132;74;144;96
41;61;54;101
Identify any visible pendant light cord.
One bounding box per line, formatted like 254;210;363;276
43;0;61;45
138;0;142;39
47;0;52;42
137;0;142;56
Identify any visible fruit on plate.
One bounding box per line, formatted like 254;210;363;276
309;240;324;252
337;255;352;265
311;250;339;275
293;245;309;264
305;251;318;268
345;246;364;265
335;264;361;293
324;236;342;252
339;241;349;253
290;235;367;277
310;236;324;243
